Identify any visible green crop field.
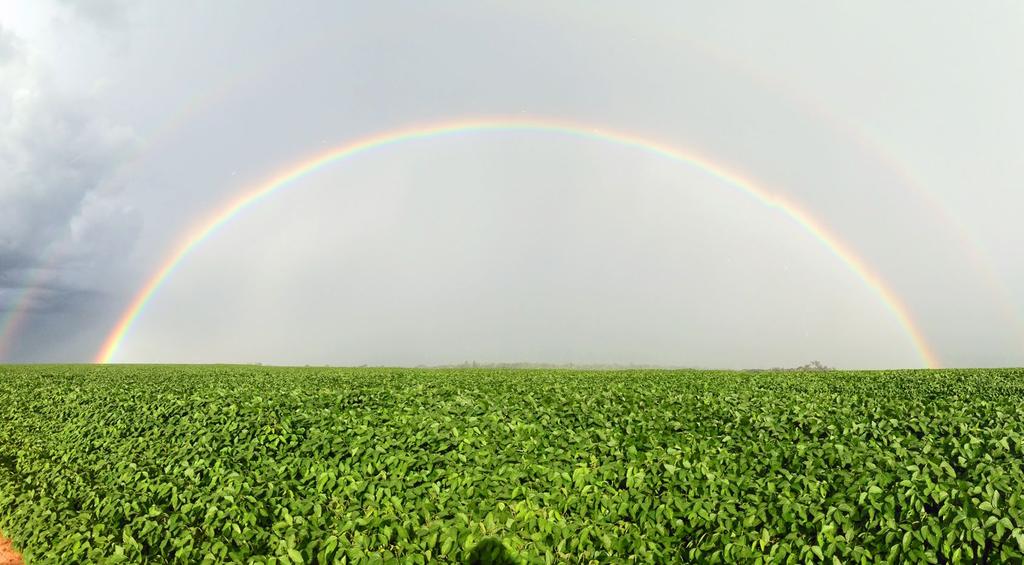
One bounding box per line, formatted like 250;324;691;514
1;366;1023;563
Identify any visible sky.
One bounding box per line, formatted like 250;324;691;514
1;1;1022;369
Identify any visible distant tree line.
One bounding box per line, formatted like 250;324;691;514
425;361;700;370
745;360;836;373
425;361;837;371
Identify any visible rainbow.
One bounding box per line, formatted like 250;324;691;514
678;36;1024;339
0;283;34;360
94;117;941;367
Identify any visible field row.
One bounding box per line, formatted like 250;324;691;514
1;366;1023;562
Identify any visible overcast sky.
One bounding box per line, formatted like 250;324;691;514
1;1;1022;368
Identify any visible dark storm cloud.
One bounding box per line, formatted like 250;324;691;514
0;26;140;319
0;250;34;279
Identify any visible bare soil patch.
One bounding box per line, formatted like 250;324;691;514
0;533;22;565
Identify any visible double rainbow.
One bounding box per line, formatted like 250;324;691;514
93;117;941;367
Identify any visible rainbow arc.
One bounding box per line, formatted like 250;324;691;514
93;117;940;367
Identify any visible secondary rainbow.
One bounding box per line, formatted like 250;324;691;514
0;246;71;360
94;117;941;367
0;271;43;359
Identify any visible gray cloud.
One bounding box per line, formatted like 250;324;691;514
0;26;19;64
0;26;140;330
54;0;129;29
